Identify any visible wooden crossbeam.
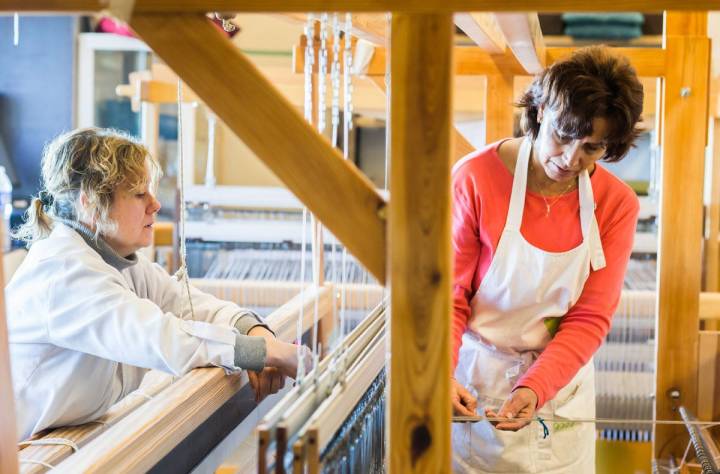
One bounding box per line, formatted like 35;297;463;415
129;14;387;283
18;372;174;473
295;42;667;78
4;1;720;13
454;13;506;54
493;13;545;74
654;25;711;459
389;12;452;473
547;47;668;77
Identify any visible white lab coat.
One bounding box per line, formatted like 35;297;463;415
7;223;262;440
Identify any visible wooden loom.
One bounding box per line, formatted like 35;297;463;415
0;2;719;473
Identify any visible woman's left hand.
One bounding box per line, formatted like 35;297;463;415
485;387;538;431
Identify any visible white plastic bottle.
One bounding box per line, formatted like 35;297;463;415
0;166;13;252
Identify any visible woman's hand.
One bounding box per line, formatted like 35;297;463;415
247;367;285;403
485;387;538;431
451;378;478;416
250;326;312;380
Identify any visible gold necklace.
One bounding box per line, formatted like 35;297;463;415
529;155;576;217
539;184;574;216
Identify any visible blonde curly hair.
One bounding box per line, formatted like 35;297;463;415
14;128;160;246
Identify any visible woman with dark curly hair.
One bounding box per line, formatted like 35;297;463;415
450;46;644;472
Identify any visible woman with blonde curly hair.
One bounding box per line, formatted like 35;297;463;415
7;128;305;440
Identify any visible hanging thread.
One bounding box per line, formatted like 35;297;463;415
174;79;196;320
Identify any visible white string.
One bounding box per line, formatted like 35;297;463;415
19;459;55;469
655;440;693;473
18;437;80;452
297;208;308;383
13;13;19;46
174;79;195;320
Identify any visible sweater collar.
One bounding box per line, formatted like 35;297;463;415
58;219;138;271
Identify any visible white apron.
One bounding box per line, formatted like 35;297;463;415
452;138;606;473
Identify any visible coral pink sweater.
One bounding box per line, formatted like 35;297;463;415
452;141;639;408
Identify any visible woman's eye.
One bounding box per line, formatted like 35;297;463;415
136;193;146;198
553;132;570;143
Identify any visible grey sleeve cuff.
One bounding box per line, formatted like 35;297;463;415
234;334;267;372
233;310;274;336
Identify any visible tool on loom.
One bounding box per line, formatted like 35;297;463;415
255;300;385;473
452;415;720;428
679;406;720;474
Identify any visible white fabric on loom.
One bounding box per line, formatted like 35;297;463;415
6;223;254;440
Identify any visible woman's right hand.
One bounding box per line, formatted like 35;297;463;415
451;378;478;416
264;338;312;379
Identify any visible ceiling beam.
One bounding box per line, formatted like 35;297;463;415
294;40;667;78
281;13;388;46
4;1;720;13
454;12;506;54
493;12;545;74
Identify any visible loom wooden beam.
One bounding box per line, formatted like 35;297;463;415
295;42;666;78
389;12;452;473
129;14;387;283
547;47;668;78
282;13;387;45
485;72;514;143
493;13;545;74
0;253;18;474
134;0;717;13
654;11;711;459
18;372;174;474
5;1;720;13
53;285;332;473
697;331;720;421
453;13;506;54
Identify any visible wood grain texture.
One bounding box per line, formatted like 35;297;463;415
494;13;545;74
130;14;387;283
547;47;667;77
125;1;720;14
297;43;667;78
454;13;506;54
53;286;332;473
0;250;18;474
389;13;453;473
485;73;515;143
18;372;174;473
654;32;711;458
664;11;708;36
697;331;720;421
705;119;720;297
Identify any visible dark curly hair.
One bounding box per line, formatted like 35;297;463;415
517;45;644;163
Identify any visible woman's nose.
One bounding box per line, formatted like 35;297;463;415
148;194;161;213
561;142;583;168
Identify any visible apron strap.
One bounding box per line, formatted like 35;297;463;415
505;137;532;231
578;168;606;271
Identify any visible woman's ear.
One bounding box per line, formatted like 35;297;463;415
537;105;545;124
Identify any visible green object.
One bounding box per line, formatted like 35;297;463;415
543;316;563;337
562;13;644;26
565;24;642;40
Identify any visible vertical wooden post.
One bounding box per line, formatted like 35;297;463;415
0;247;19;472
485;72;515;144
389;13;453;473
654;11;711;460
